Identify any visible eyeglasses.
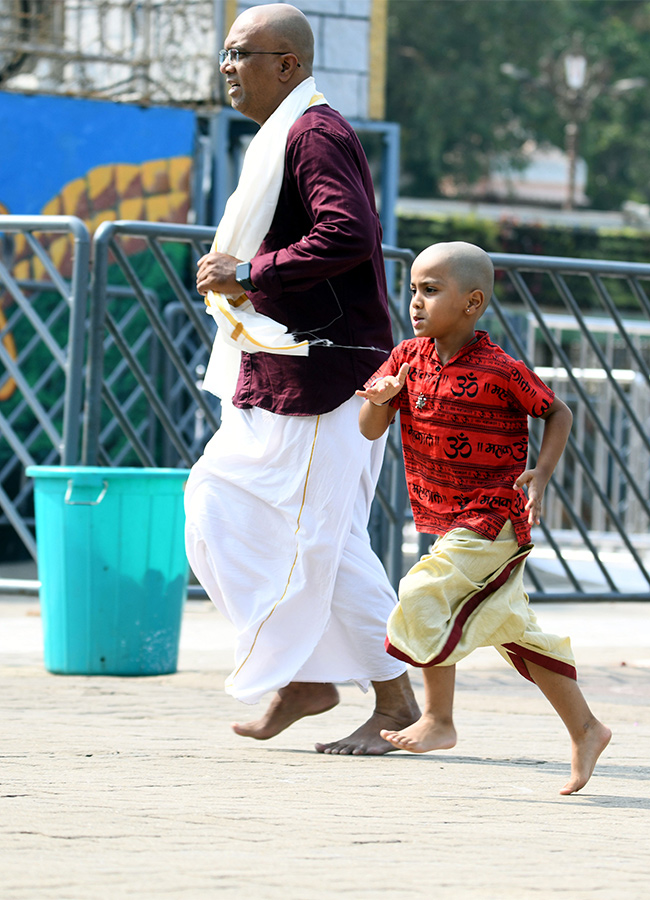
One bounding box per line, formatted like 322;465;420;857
218;48;294;65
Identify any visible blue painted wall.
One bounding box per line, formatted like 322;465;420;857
0;92;196;215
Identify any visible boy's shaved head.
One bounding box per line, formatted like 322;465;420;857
416;242;494;302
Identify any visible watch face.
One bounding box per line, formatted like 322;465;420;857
236;262;253;290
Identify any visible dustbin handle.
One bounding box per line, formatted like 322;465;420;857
64;479;108;506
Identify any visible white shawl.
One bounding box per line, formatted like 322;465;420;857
202;77;327;401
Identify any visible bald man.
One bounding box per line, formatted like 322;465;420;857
185;4;419;754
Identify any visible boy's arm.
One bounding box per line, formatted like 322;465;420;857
355;363;409;440
514;396;573;526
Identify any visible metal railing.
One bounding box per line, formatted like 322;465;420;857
0;215;88;564
81;222;414;589
82;220;221;468
1;215;649;601
485;253;650;599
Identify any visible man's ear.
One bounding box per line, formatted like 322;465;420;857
278;53;301;82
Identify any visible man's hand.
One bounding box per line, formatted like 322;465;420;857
196;252;241;297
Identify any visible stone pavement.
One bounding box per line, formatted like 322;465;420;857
1;596;649;900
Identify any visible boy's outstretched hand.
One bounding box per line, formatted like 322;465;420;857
356;363;409;441
356;363;409;406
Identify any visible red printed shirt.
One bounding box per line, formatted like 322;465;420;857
368;331;555;545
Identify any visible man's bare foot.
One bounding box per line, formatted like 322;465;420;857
559;720;612;795
379;713;457;753
231;682;339;740
314;712;412;755
314;673;420;755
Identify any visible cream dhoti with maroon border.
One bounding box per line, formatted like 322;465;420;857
386;521;576;682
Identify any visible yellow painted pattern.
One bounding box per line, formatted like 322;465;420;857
90;210;117;233
49;235;71;270
3;156;192;286
42;196;63;216
1;157;193;403
12;233;27;262
141;158;170;194
169;156;191;191
224;0;239;34
88;164;115;203
119;197;146;220
60;178;87;215
14;259;30;281
116;163;140;196
369;0;388;121
145;193;173;221
0;306;17;401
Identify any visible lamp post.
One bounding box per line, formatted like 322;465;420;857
540;43;605;211
554;50;646;210
502;43;646;211
501;46;600;209
562;51;587;210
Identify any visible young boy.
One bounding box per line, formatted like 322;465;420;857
356;241;611;794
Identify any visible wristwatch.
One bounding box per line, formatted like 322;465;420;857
235;261;255;292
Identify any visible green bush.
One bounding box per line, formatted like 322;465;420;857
397;213;650;313
397;212;650;263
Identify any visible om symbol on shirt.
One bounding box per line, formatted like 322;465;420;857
450;373;479;398
445;432;472;458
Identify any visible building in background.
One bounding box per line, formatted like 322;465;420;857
0;0;394;236
460;142;589;209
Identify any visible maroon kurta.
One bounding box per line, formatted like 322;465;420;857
236;105;393;416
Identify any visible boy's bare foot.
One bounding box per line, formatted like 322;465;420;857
314;672;420;755
231;682;339;740
559;720;612;795
379;713;457;753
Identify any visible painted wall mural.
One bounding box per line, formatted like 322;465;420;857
0;91;197;402
1;91;196;278
1;92;196;216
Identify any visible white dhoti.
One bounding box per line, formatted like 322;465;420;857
184;396;406;704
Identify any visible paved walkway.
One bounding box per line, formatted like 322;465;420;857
1;596;649;899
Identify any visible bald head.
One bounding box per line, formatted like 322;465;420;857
416;242;494;306
235;3;314;73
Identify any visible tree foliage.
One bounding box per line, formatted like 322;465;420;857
387;0;650;209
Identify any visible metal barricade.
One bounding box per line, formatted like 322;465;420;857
0;215;88;569
2;215;649;600
487;253;650;600
81;221;414;589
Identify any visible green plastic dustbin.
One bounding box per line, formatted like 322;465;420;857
26;466;190;676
